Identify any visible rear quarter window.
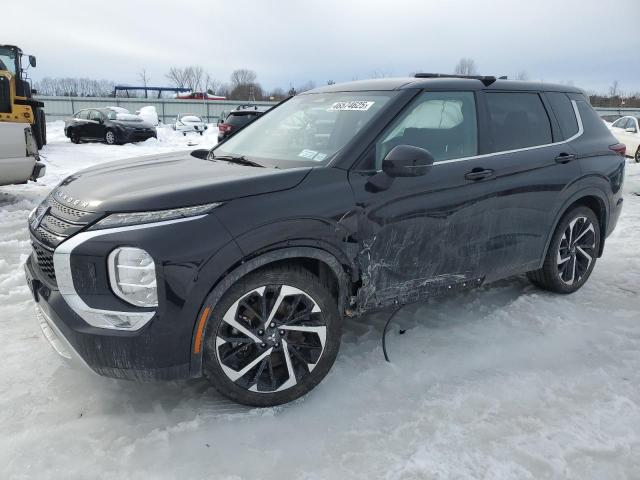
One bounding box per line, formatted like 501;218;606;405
485;92;552;151
546;92;579;139
575;100;615;137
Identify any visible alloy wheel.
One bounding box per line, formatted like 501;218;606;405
105;131;116;144
635;147;640;163
556;216;596;285
215;284;327;393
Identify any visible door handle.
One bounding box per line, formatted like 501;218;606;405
554;153;577;164
465;168;494;181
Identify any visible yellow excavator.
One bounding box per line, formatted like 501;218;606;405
0;44;46;149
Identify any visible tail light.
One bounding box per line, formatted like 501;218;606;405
218;123;232;133
609;143;626;156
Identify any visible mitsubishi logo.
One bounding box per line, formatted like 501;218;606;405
31;206;49;230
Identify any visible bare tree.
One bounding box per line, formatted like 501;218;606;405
454;58;478;76
229;69;261;100
166;67;189;88
369;69;392;79
609;80;620;98
231;69;257;88
204;73;221;95
296;81;316;93
138;68;150;98
515;70;529;81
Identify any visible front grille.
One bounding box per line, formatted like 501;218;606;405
0;76;10;114
29;193;102;285
33;241;56;282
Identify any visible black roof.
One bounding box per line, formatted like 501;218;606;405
307;77;584;94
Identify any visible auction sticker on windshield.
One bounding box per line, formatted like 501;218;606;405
328;101;375;111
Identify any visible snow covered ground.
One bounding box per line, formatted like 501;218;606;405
1;123;639;479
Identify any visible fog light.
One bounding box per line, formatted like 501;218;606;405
107;247;157;307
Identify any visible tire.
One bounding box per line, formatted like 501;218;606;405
69;129;80;144
635;146;640;163
39;109;47;146
105;129;117;145
202;265;341;407
32;116;44;150
527;206;600;294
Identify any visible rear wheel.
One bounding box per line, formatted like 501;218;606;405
527;206;600;293
635;146;639;163
202;265;341;407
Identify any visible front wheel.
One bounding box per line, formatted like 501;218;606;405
69;129;80;144
527;206;600;293
635;146;639;163
105;129;117;145
202;265;341;407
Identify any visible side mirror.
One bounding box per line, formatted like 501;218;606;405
190;149;209;160
382;145;434;177
28;55;36;68
625;127;637;133
97;117;104;124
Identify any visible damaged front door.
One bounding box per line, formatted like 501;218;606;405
349;90;492;312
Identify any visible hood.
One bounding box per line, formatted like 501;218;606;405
111;117;155;129
54;151;312;213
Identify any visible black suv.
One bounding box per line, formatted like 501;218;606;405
64;108;157;145
25;75;625;407
217;105;271;141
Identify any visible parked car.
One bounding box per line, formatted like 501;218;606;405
136;106;159;126
106;106;130;115
0;122;45;186
217;105;271;141
26;75;625;407
609;115;640;162
64;108;157;145
172;113;208;135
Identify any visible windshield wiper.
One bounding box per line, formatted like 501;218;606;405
213;155;264;168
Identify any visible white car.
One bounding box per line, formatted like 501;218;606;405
106;106;130;115
172;114;208;135
609;116;640;162
136;106;159;126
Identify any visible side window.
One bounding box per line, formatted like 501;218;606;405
77;110;89;120
89;110;103;122
486;92;552;151
612;117;628;129
630;118;639;132
546;92;579;139
375;91;477;168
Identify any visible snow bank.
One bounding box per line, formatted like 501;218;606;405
0;128;639;478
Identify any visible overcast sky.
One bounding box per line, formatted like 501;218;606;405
5;0;640;94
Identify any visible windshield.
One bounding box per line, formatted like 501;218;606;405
0;47;17;75
214;92;395;165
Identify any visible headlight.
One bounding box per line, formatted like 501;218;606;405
89;202;220;230
108;247;157;307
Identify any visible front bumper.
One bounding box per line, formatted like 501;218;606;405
118;128;157;143
25;257;190;380
24;211;243;381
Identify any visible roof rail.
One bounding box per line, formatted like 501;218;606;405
413;73;498;86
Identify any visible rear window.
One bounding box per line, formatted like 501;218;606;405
486;92;552;151
546;92;579;139
226;113;258;126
